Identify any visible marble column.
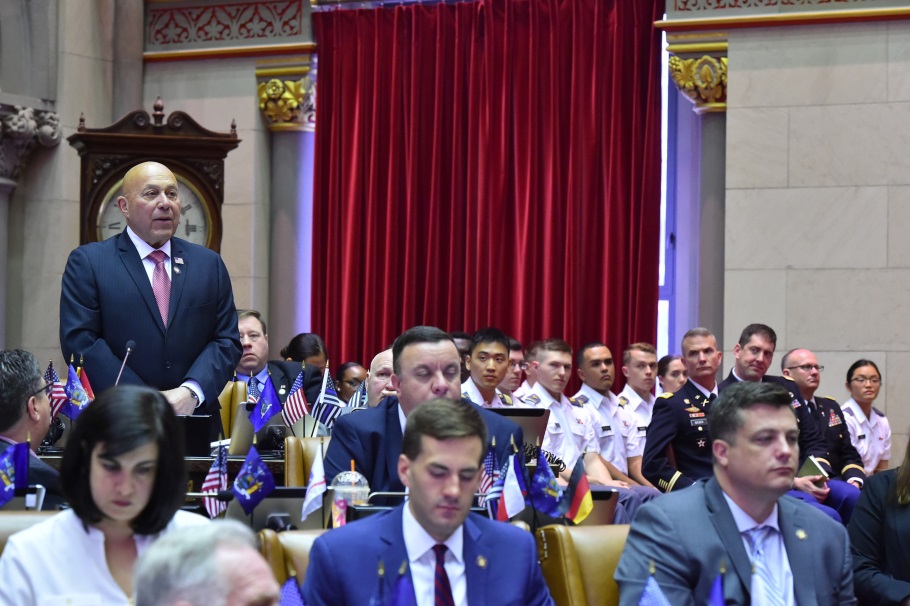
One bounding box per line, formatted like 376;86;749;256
0;103;62;348
257;55;318;435
666;35;728;350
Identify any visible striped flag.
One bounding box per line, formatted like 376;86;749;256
478;444;499;506
281;371;310;427
496;451;527;521
77;366;95;401
201;444;228;518
44;362;67;420
559;457;593;524
348;380;368;409
310;368;344;430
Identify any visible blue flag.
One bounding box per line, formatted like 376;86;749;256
528;448;562;516
61;364;90;420
232;446;276;514
249;376;281;432
707;572;724;605
0;443;29;508
388;561;415;606
279;575;304;606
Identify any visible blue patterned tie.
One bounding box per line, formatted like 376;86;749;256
745;526;785;606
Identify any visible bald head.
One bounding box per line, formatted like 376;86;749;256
117;162;181;248
781;348;822;400
367;349;395;406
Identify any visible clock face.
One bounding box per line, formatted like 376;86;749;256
96;174;212;247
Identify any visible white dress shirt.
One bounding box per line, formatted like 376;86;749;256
461;377;505;408
402;503;467;606
572;383;642;474
536;382;599;471
618;383;655;437
841;397;891;474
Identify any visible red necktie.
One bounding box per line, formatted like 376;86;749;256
433;544;455;606
148;250;170;327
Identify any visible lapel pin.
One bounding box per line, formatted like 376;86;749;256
476;555;487;568
796;529;807;540
279;386;287;395
173;267;181;275
174;257;184;264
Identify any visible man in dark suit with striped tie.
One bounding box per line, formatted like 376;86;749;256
59;161;241;440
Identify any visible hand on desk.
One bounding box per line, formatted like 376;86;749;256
162;388;197;415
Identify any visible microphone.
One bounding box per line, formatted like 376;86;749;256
186;490;235;502
114;340;136;386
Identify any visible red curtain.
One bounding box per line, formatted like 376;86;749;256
312;0;664;380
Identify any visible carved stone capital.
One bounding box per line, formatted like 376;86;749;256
256;55;316;132
0;104;62;180
667;34;728;114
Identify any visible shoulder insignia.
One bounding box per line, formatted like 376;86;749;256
873;407;886;417
575;395;589;404
618;396;629;406
659;392;674;399
499;393;513;406
569;397;582;408
783;375;795;382
525;394;541;405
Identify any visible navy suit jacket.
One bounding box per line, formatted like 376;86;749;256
324;396;523;494
59;232;241;437
718;372;831;473
616;477;855;605
302;504;553;606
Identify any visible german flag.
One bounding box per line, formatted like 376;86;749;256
560;458;593;523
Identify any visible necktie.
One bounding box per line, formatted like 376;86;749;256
148;250;170;327
745;526;785;606
433;544;455;606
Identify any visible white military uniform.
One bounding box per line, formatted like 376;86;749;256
618;382;655;441
513;379;534;401
572;383;643;475
842;397;891;474
535;382;600;471
461;377;510;408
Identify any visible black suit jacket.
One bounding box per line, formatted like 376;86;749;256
718;372;831;474
848;468;910;605
59;231;241;439
324;396;523;497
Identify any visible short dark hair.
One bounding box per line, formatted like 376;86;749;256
623;342;656;366
847;359;881;383
657;354;681;378
507;338;523;352
738;323;777;349
524;341;542;362
335;361;364;383
708;382;795;445
392;326;454;375
537;338;572;357
236;309;267;335
401;398;488;465
61;385;187;535
576;341;607;368
0;350;42;433
280;333;328;362
470;327;510;354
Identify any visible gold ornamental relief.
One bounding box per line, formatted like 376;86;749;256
257;76;316;130
669;55;727;113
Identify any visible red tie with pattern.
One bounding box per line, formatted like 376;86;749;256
148;250;170;327
433;544;455;606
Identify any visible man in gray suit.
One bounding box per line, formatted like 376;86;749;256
616;382;855;605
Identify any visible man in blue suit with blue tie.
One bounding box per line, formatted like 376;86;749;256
303;397;553;605
59;162;241;440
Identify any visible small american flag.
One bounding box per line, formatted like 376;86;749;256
348;380;368;409
478;447;499;506
281;371;310;427
44;362;67;420
310;369;344;430
201;445;228;518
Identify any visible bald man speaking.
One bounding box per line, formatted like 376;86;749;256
60;162;241;440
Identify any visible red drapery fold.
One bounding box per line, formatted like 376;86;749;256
312;0;664;376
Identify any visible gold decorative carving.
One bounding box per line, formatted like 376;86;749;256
257;76;315;131
669;54;727;114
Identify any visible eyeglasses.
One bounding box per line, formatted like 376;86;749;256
28;381;51;399
786;364;824;373
851;377;881;385
509;361;529;370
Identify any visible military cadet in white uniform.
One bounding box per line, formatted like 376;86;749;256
532;339;648;522
617;342;658;444
512;341;541;401
461;328;514;408
842;358;891;475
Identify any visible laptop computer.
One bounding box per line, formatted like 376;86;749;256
489;407;549;447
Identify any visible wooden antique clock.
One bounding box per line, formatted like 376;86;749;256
67;97;240;252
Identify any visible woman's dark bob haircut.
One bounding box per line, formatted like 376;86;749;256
61;385;187;535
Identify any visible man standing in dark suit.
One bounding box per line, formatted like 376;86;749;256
304;398;553;606
719;324;855;522
59;162;241;440
617;382;855;605
325;326;522;493
0;350;64;509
